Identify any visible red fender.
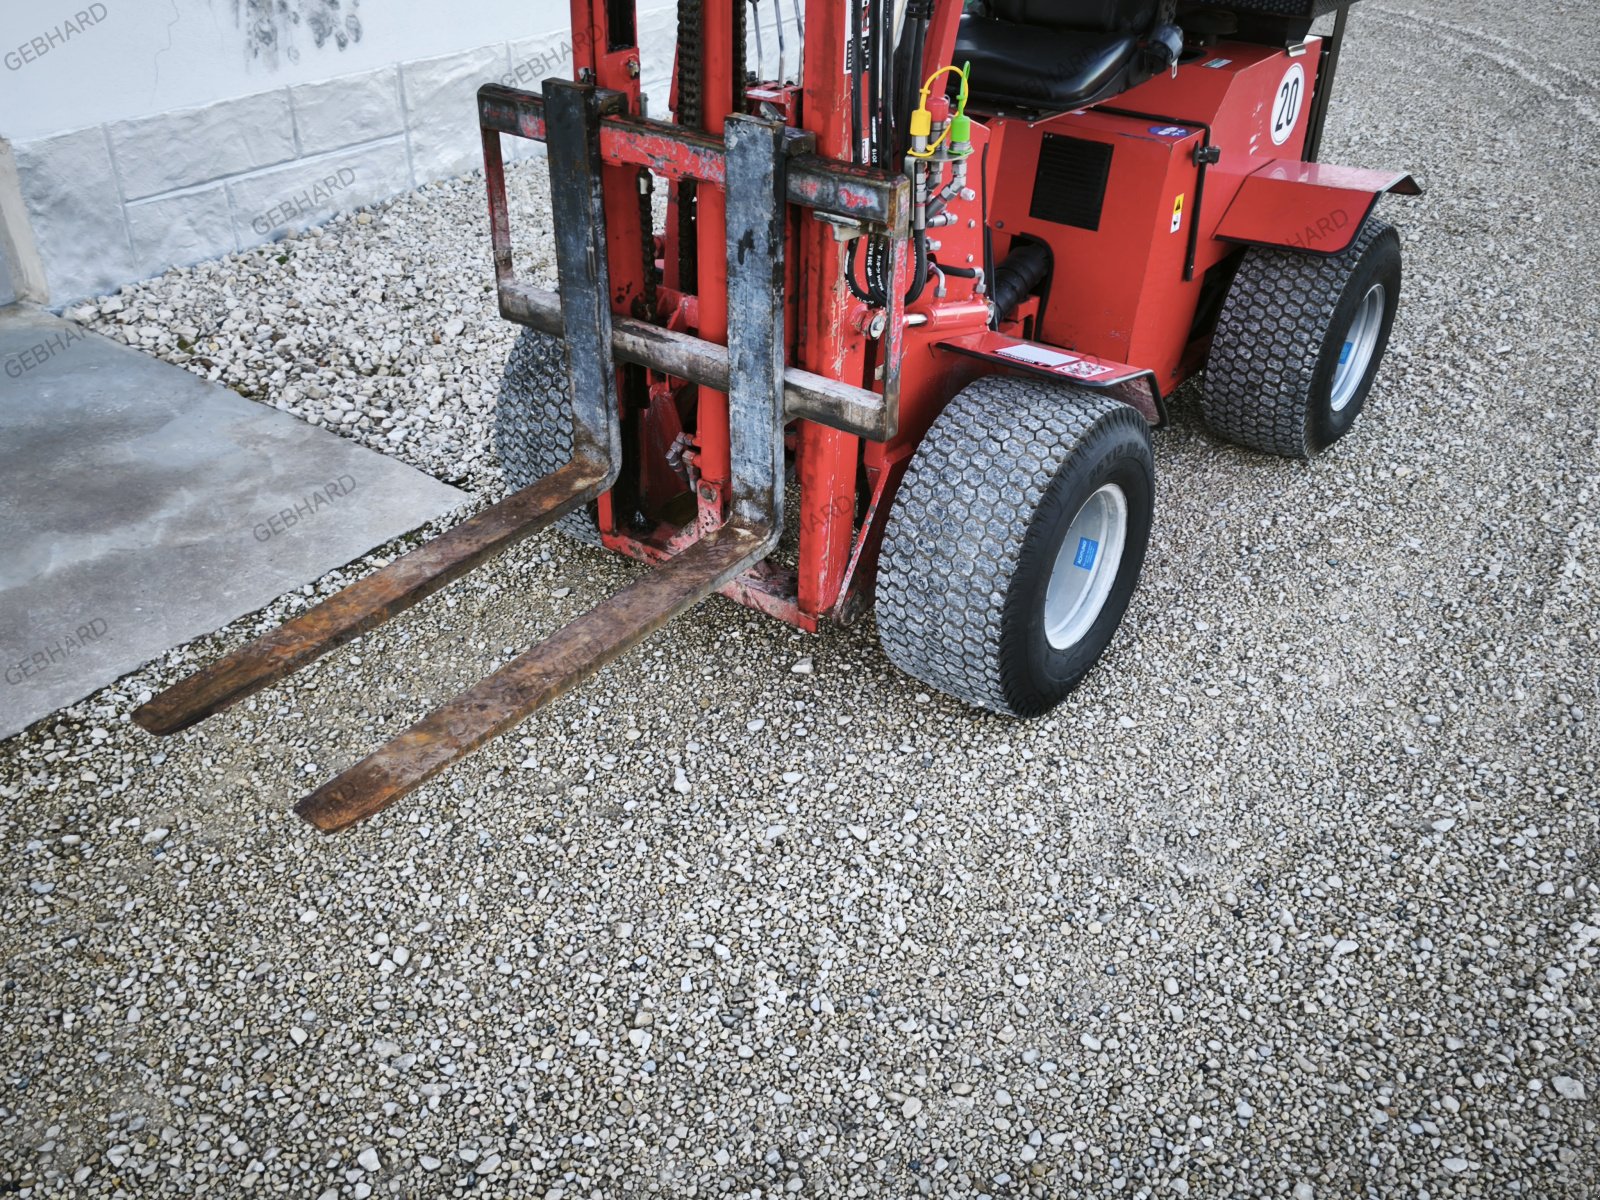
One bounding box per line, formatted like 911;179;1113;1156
1214;161;1421;256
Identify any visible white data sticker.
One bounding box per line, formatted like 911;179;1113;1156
994;344;1116;378
995;344;1080;368
1271;62;1306;146
842;9;874;72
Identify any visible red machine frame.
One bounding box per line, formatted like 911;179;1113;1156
136;0;1418;830
482;0;1416;632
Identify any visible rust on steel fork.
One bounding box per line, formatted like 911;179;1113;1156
135;80;624;741
139;102;797;835
295;113;795;832
295;528;768;832
132;462;607;734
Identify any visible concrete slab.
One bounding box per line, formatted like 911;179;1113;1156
0;305;467;738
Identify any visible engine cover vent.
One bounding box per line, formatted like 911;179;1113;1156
1029;134;1114;231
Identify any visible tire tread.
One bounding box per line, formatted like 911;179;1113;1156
494;328;601;544
1203;217;1395;458
877;376;1148;716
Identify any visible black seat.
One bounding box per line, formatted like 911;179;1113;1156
957;0;1177;111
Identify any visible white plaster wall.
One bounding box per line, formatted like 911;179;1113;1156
0;0;794;308
0;1;567;143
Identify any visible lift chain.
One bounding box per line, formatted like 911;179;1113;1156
674;0;703;292
671;0;748;296
732;0;748;90
675;0;703;127
637;170;659;318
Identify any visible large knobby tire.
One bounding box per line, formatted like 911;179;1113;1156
877;377;1155;717
1203;217;1402;459
494;327;600;544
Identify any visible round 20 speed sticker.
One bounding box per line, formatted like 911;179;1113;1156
1271;62;1306;146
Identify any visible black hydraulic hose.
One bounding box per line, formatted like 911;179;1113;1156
895;2;930;158
847;230;930;309
981;139;995;325
850;0;865;164
933;259;979;278
876;0;889;164
990;241;1052;321
903;229;929;305
849;0;939;310
848;0;895;310
845;237;882;305
870;0;892;166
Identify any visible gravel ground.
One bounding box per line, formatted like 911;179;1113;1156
5;2;1598;1196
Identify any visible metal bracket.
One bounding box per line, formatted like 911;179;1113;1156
544;79;625;478
723;114;794;539
134;103;811;833
813;212;869;242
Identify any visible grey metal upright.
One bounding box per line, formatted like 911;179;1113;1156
543;79;624;481
722;114;807;545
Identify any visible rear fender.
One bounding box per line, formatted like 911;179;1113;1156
935;332;1164;425
1215;161;1421;256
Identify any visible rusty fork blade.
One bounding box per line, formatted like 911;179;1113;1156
133;460;610;736
294;526;769;833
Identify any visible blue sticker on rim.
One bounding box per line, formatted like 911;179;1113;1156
1074;537;1099;570
1339;341;1354;365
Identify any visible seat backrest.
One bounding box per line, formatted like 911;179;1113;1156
987;0;1158;32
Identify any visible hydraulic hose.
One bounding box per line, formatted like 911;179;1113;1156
895;1;931;158
850;0;866;163
904;229;929;305
871;0;894;165
990;241;1052;321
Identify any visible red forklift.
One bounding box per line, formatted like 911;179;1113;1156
136;0;1418;830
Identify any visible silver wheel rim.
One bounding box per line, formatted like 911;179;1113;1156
1330;282;1386;413
1044;483;1128;651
